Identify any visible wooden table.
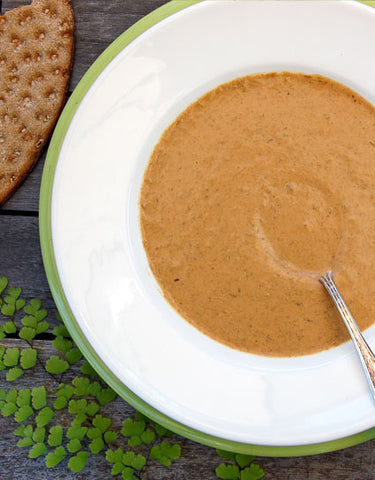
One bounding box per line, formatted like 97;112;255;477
1;1;375;478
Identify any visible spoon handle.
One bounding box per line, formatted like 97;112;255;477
320;271;375;401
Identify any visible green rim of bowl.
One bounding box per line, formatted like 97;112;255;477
39;0;375;457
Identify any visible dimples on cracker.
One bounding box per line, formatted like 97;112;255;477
0;0;74;205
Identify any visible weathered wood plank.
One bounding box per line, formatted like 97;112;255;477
0;339;219;480
0;215;59;325
2;1;375;478
1;339;375;479
2;0;168;15
1;152;46;211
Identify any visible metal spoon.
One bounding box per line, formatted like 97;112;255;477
320;271;375;401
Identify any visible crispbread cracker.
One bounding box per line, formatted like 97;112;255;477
0;0;74;205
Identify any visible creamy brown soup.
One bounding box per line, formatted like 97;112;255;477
140;72;375;357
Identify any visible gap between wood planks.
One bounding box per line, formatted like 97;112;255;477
0;210;38;217
5;331;55;340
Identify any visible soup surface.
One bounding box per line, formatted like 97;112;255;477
140;72;375;357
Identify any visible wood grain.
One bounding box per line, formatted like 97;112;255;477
1;0;375;478
0;215;59;323
1;339;375;480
